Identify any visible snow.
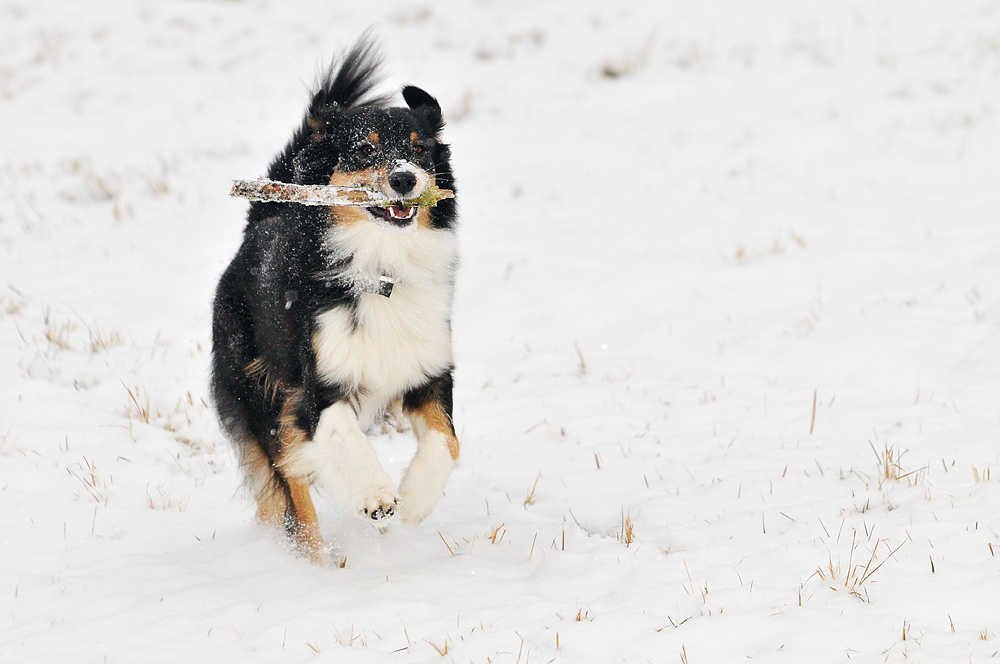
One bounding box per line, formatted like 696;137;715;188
3;1;1000;661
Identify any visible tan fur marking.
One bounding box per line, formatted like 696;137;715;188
414;207;433;230
287;477;326;563
256;487;287;527
327;167;386;226
409;400;460;460
367;131;379;144
274;390;316;494
274;391;327;562
410;132;419;143
238;443;288;527
245;357;282;403
257;493;288;528
277;390;309;451
245;356;267;375
328;165;384;190
307;117;326;142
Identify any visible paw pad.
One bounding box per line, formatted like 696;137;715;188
360;496;400;522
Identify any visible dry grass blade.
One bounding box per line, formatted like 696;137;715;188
620;509;635;547
67;468;103;502
437;531;456;556
574;341;587;375
487;523;506;544
857;539;906;586
809;389;818;435
425;639;449;656
524;472;541;506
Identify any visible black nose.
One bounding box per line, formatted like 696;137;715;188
388;170;417;196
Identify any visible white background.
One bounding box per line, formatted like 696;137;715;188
2;1;999;661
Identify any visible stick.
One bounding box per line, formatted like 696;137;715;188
229;178;454;208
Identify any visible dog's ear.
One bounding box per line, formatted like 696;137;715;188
402;85;444;134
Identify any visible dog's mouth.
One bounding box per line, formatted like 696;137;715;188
366;204;418;227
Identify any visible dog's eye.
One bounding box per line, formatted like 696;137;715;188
356;143;376;157
412;143;424;155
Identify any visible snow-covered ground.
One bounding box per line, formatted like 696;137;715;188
3;1;1000;661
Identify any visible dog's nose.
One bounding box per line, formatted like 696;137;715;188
388;170;417;196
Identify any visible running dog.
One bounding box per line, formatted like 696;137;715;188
211;39;459;564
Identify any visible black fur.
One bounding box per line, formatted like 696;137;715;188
211;37;458;531
402;370;456;434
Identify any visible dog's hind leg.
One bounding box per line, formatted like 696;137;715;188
236;437;329;564
238;442;291;527
285;476;333;565
270;392;338;564
399;372;459;524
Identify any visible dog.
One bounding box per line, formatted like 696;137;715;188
211;38;459;564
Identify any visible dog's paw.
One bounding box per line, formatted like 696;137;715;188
357;485;400;524
397;492;433;525
398;475;444;525
304;547;340;568
397;437;454;525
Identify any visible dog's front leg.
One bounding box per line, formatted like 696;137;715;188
288;401;400;524
399;373;460;524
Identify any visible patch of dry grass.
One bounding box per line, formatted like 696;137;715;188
123;382;151;426
87;326;124;353
810;531;906;602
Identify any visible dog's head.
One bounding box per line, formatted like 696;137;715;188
296;86;447;231
253;39;457;232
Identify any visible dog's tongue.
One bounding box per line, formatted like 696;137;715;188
388;204;413;220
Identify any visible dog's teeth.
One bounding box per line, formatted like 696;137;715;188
388;205;414;220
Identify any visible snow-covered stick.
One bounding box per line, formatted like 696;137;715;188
229;178;454;208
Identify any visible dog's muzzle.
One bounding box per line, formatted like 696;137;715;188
365;161;429;228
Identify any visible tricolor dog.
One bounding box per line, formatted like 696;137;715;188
211;39;459;564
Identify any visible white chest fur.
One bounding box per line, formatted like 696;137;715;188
312;221;458;417
313;281;453;396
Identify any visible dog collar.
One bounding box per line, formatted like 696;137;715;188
376;274;395;298
324;267;397;298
